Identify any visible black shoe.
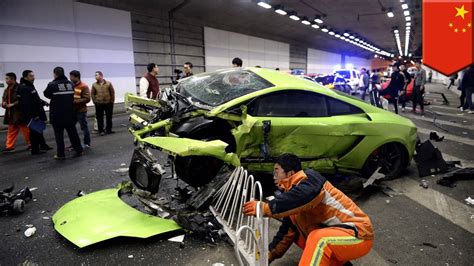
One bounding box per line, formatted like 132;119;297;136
106;131;115;134
2;148;15;153
53;154;66;160
31;150;46;155
41;145;53;151
99;132;105;136
72;152;84;158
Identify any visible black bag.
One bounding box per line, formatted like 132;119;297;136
414;140;448;177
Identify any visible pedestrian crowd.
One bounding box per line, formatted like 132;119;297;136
1;67;116;159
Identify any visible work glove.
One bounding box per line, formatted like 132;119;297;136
242;200;272;217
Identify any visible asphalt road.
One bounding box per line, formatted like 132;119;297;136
0;83;472;265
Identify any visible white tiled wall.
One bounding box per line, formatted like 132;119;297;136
204;27;290;72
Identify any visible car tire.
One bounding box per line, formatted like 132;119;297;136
361;142;408;180
175;155;224;187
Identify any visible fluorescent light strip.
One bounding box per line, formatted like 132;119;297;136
290;15;300;20
311;24;320;29
301;20;311;25
275;9;287;15
257;2;272;9
402;3;408;9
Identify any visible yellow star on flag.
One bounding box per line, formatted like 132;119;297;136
462;28;466;32
469;23;472;27
449;22;453;27
455;5;469;19
455;28;459;32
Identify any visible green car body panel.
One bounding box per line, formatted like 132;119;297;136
52;188;181;248
127;67;417;175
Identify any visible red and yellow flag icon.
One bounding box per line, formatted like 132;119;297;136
423;0;473;75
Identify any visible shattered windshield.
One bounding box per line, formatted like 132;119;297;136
178;69;273;106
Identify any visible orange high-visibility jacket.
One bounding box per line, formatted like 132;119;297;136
267;169;374;260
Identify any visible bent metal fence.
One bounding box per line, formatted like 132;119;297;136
209;167;269;266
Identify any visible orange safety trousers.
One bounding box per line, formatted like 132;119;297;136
5;124;30;149
298;227;373;266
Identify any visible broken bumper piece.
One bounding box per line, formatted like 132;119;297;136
52;188;181;248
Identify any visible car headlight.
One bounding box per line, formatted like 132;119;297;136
129;149;163;194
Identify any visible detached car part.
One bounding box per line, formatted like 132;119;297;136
52;188;181;248
0;186;32;214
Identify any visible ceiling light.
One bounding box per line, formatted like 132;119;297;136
274;6;287;15
288;12;300;20
329;30;335;35
334;32;341;38
401;4;408;10
394;29;399;33
349;35;355;39
311;24;320;29
405;16;411;21
403;10;410;16
341;37;346;40
387;8;394;18
314;15;324;24
301;17;311;25
321;27;329;32
409;53;412;57
406;22;411;26
257;1;272;9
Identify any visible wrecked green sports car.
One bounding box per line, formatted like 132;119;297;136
126;68;417;193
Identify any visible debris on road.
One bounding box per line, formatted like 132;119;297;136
113;167;129;176
465;197;474;205
1;186;33;215
30;187;38;191
437;167;474;188
128;255;133;259
422;242;438;248
168;234;185;243
429;131;445;142
24;227;36;237
415;140;447;177
77;190;86;197
420;179;429;189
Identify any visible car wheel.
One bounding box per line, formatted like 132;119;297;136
175;155;224;187
362;142;408;180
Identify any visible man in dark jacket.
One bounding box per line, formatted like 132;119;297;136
399;64;412;112
2;72;31;152
462;65;474;114
44;67;83;160
379;63;405;114
16;70;51;155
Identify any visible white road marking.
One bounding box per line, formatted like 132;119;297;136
387;178;474;234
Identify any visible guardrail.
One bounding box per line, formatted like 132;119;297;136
209;167;269;266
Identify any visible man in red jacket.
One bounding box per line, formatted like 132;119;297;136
243;153;374;265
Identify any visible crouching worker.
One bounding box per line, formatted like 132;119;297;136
243;153;374;265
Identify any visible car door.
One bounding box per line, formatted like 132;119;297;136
240;89;366;161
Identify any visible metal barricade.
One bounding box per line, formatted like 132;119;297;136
209;167;269;266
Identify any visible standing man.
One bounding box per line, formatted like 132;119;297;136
17;70;51;155
91;71;115;135
139;63;160;99
243;154;374;265
2;72;31;152
44;67;83;160
428;70;433;83
70;70;91;148
413;61;427;115
369;70;382;108
358;68;369;100
232;57;243;67
461;65;474;114
399;64;412;112
447;73;458;90
379;63;404;114
183;62;194;77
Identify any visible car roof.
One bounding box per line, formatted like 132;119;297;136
246;67;332;92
